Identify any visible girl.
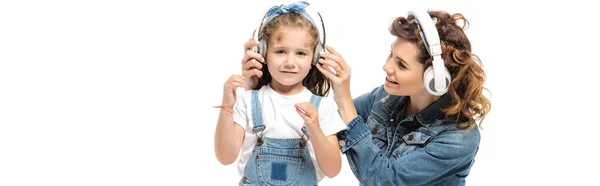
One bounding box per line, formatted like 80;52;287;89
214;2;346;185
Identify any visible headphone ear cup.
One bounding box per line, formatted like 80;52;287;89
423;66;451;96
312;44;322;65
258;38;267;60
423;66;435;94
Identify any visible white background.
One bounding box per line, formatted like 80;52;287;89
1;0;599;185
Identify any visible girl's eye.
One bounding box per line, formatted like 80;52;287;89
297;51;306;56
275;50;285;54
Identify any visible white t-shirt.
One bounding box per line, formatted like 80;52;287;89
232;84;347;182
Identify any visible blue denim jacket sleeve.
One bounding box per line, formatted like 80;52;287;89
337;87;481;185
353;86;377;123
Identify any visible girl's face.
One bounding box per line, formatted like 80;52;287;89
265;28;314;93
382;37;428;96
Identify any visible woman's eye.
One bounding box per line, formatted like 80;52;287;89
397;61;406;69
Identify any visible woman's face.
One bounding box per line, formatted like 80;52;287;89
382;37;428;96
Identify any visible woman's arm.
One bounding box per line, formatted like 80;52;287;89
315;45;359;124
316;46;481;184
341;117;481;185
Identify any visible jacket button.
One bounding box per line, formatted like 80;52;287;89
408;134;414;141
339;140;346;147
257;138;263;146
242;177;249;184
371;128;378;134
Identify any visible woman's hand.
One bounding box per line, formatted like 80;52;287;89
315;45;357;123
241;37;265;89
315;45;352;103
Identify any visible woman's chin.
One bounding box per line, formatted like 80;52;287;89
383;85;407;96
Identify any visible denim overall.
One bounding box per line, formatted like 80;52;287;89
239;90;321;186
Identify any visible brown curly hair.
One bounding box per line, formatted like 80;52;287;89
253;12;331;97
390;10;491;130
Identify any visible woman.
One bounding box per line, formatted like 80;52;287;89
241;9;490;185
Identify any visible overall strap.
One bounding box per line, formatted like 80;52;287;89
309;94;322;109
251;90;265;134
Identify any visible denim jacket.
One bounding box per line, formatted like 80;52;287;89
337;85;480;186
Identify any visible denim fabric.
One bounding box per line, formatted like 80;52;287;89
239;90;321;186
337;85;480;186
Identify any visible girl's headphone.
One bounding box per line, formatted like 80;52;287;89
409;9;451;96
252;1;326;65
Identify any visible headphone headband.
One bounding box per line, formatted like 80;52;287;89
252;1;326;65
409;9;448;94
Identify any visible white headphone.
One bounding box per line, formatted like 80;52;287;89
252;2;326;65
409;9;451;96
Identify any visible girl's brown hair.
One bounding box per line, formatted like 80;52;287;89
253;12;331;97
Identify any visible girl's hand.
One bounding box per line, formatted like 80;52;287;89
294;102;320;134
222;74;246;110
